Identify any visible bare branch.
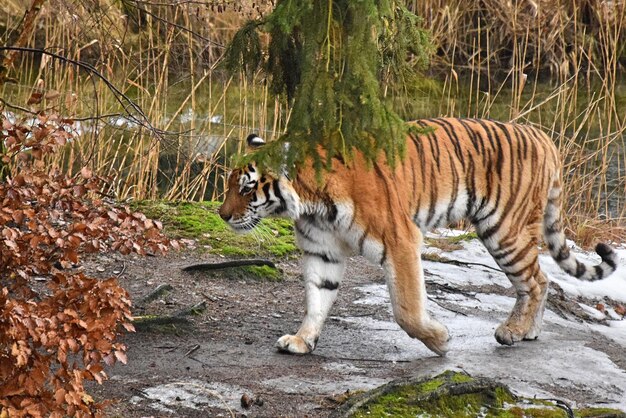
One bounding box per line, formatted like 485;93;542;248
0;46;176;140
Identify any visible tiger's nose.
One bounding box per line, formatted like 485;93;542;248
218;208;231;222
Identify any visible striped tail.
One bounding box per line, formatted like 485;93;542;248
543;179;618;281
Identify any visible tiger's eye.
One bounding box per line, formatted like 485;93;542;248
240;185;255;195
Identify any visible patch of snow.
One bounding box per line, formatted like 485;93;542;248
323;362;367;374
263;374;387;395
423;260;509;288
129;380;244;413
590;320;626;346
353;283;391;306
578;302;607;321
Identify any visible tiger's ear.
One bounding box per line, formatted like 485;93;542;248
246;133;265;150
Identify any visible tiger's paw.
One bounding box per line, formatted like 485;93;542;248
421;322;450;357
494;324;525;346
522;320;542;341
276;334;313;355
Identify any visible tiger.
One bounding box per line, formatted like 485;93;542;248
218;118;618;356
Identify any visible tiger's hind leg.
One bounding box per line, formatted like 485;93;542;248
479;225;549;346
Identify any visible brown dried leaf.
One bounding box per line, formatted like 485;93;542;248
27;92;43;105
80;167;93;179
114;350;127;364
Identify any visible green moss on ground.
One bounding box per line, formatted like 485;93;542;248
447;232;479;243
576;407;626;417
341;371;625;418
132;200;298;259
243;265;281;281
425;231;479;252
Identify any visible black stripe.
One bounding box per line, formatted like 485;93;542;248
596;243;616;269
465;157;477;216
426;162;438;226
458;118;483;154
508;258;538;277
319;280;339;290
327;202;338;223
575;261;587;278
304;250;340;264
491;245;518;259
410;130;428;192
295;223;318;244
594;265;604;279
555;246;570;262
492;121;516;198
475;119;503;176
409;153;417;203
433;118;466;168
479;223;501;242
373;162;397;230
498;240;535;268
446;152;460;221
358;228;369;254
380;245;387;265
262;182;271;199
418;120;441;164
272;181;287;213
545;220;562;234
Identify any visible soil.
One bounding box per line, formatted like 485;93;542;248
84;249;626;418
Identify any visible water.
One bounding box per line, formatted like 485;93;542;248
160;79;625;217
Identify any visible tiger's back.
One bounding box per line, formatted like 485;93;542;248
219;118;618;355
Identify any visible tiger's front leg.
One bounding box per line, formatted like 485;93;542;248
277;221;347;354
277;254;346;354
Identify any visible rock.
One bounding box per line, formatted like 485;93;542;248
240;393;253;409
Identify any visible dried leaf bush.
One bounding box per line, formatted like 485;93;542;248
0;110;177;417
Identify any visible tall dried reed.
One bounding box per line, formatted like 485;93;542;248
1;0;624;243
406;0;626;243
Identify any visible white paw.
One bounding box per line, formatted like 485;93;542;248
276;334;313;354
523;322;542;341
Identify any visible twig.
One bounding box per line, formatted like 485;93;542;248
174;301;207;317
427;296;468;316
312;354;412;363
139;284;173;305
426;281;479;299
184;344;200;357
0;98;38;115
425;256;501;273
133;315;190;327
115;262;127;277
534;397;574;418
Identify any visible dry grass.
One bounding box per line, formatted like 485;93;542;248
1;0;624;244
406;0;626;242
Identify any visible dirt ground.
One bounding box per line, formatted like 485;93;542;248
85;248;626;418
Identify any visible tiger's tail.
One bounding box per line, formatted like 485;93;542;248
543;178;618;281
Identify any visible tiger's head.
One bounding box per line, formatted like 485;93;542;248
218;134;301;232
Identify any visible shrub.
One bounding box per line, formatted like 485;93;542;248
0;110;177;417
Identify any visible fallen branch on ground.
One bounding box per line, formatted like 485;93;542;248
182;259;276;272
